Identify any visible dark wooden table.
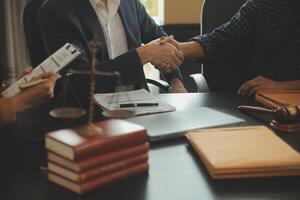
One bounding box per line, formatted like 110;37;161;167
1;93;300;200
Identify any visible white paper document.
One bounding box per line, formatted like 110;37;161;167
94;89;176;116
2;43;81;97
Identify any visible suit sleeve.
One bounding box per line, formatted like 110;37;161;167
191;0;259;60
37;6;143;85
135;0;183;82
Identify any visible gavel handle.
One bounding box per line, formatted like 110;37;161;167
238;105;274;114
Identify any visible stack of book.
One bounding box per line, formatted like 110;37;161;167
46;119;149;194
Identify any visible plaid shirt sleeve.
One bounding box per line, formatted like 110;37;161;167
191;0;260;60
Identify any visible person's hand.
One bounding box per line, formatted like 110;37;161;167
148;38;184;71
0;80;10;93
137;37;184;72
169;78;188;93
160;35;182;51
151;35;183;73
16;67;33;79
12;72;60;112
238;76;282;96
1;67;33;92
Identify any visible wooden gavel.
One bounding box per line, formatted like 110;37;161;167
238;105;300;123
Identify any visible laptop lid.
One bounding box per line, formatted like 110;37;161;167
127;107;245;142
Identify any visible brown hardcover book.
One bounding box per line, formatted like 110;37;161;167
46;119;147;161
48;162;149;194
256;90;300;109
48;154;148;182
48;143;149;172
186;126;300;179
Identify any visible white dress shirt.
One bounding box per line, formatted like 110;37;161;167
89;0;128;59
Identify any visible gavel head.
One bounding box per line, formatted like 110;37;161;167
274;105;300;123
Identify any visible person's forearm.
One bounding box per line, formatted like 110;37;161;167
10;93;31;114
0;98;17;126
0;93;35;127
179;41;204;59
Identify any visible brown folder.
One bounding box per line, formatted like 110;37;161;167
255;90;300;109
186;126;300;179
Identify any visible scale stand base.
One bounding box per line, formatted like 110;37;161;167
270;120;300;133
77;123;103;137
49;107;86;119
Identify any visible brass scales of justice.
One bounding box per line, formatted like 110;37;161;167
49;38;136;136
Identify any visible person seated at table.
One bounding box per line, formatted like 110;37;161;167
159;0;300;96
37;0;187;95
0;65;59;127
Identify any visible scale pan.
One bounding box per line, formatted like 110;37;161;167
103;109;136;119
49;107;86;119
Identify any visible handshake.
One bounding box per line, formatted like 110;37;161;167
137;35;184;73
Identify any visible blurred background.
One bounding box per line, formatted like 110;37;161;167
0;0;204;91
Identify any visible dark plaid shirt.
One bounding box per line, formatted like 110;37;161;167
193;0;300;81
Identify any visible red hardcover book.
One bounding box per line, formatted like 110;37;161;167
48;143;149;172
46;120;147;161
48;162;149;194
48;154;148;182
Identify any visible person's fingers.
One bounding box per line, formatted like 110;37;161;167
167;35;181;51
168;58;180;69
242;82;260;96
158;63;168;69
160;36;168;44
151;58;167;70
31;73;50;80
23;67;33;75
160;35;174;43
161;35;181;50
161;63;172;73
40;78;56;98
248;85;261;96
159;66;169;72
31;71;56;81
238;76;263;94
238;83;250;96
238;80;252;94
154;62;170;72
49;73;60;82
17;67;33;79
173;46;184;62
171;54;182;67
165;63;171;69
238;81;246;94
238;80;260;96
158;45;182;69
41;71;56;79
163;51;178;69
1;81;10;91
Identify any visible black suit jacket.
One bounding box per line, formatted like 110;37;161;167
38;0;182;96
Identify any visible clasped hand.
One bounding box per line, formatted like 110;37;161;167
151;35;184;72
138;35;184;73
